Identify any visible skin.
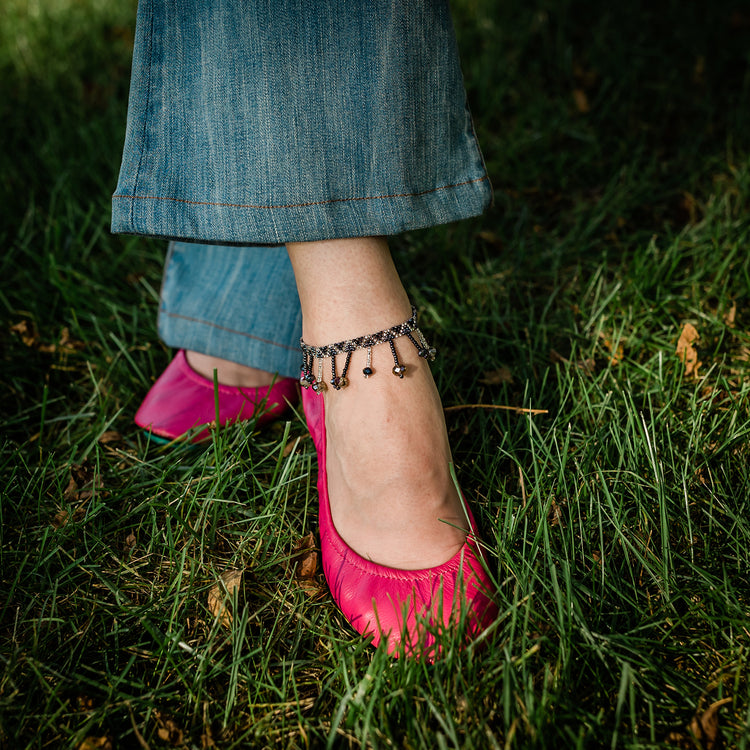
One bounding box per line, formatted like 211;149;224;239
188;236;468;570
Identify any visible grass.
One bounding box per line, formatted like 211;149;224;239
2;0;750;747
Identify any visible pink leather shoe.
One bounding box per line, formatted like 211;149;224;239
301;385;498;658
135;350;298;443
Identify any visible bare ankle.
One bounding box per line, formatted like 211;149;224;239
185;350;276;388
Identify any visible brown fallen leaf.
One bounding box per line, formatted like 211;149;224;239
10;320;39;347
291;532;321;595
676;323;701;376
51;510;70;530
693;55;706;86
207;569;243;628
201;701;217;749
723;303;737;328
76;695;95;711
58;327;87;352
76;738;113;750
124;531;137;552
548;498;564;527
282;436;300;457
477;230;504;251
9;321;86;354
98;431;123;445
665;697;731;749
53;464;103;528
601;335;624;366
64;463;104;503
573;88;590;113
479;367;514;386
154;709;186;747
573;62;599;89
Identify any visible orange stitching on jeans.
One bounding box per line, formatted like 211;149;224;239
112;176;488;210
161;311;299;351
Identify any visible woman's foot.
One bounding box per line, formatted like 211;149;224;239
288;238;469;570
135;350;298;442
320;344;467;570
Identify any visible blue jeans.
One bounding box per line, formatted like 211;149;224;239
113;1;491;371
158;241;302;377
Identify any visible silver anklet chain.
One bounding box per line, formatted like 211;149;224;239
299;305;437;392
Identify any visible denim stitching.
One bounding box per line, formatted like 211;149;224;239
112;176;489;210
161;311;299;351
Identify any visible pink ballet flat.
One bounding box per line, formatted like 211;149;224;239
135;350;298;443
301;385;498;658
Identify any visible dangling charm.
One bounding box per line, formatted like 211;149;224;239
312;379;327;393
362;347;373;378
338;350;351;388
300;351;315;388
330;352;350;390
313;357;327;393
409;331;437;362
390;341;407;378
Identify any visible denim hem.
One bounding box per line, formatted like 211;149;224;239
158;309;301;378
112;176;491;244
156;241;302;377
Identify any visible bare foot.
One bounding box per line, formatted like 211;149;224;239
185;351;276;388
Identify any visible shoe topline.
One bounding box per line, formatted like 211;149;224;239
135;349;298;443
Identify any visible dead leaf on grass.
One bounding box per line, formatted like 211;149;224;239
51;510;71;529
282;436;301;458
207;569;243;628
124;532;137;552
98;431;123;445
665;697;731;749
676;323;701;377
58;327;86;352
201;702;217;749
477;230;504;251
10;320;39;347
63;463;104;503
573;88;590;113
290;532;322;595
548;499;564;527
723;303;737;328
479;367;514;385
154;709;186;747
10;322;86;354
76;738;113;750
600;335;624;366
52;464;104;528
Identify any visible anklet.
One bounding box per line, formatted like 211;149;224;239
299;306;437;391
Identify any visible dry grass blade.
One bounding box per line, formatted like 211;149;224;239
444;404;548;416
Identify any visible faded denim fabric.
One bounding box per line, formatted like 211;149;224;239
158;242;302;376
112;0;491;244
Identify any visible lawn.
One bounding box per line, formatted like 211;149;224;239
2;0;750;747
